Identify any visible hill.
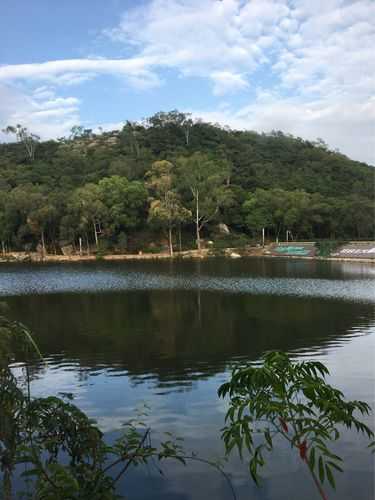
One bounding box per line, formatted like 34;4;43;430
0;111;374;254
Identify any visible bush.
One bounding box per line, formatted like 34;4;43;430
212;233;252;250
316;240;346;257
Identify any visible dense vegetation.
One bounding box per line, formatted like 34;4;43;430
0;112;373;255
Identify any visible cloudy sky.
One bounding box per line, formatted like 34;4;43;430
0;0;374;164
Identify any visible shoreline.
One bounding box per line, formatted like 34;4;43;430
1;248;374;265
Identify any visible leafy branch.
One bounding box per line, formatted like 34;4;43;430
218;351;374;499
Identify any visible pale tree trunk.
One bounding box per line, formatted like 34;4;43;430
41;229;46;256
178;226;182;252
276;225;281;244
168;226;174;257
1;240;5;256
195;191;201;250
185;127;189;146
93;222;99;247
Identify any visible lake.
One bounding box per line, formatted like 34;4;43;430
1;258;374;499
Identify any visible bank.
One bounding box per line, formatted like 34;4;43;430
1;241;374;264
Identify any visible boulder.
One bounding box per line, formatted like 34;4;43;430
217;223;230;234
229;252;241;259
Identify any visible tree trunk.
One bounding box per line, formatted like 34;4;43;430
168;226;174;257
93;222;99;247
195;192;201;250
276;225;281;244
1;240;5;256
179;226;182;252
86;233;90;255
41;229;46;256
3;469;12;500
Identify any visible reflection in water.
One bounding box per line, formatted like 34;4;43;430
1;259;375;302
1;258;375;499
6;290;374;385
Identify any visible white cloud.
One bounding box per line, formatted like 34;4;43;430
0;57;158;87
0;84;80;141
210;71;249;96
0;0;374;163
190;91;375;164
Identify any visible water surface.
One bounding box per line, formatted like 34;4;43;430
1;258;374;499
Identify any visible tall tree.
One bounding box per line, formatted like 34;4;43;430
177;153;232;250
2;124;39;161
70;184;106;248
98;175;147;239
145;161;190;256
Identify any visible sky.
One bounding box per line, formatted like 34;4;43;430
0;0;374;164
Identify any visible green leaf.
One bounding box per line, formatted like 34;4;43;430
326;464;336;489
264;429;273;449
327;461;343;473
318;456;325;483
309;447;315;471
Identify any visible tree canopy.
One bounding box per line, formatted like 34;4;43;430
0;111;373;253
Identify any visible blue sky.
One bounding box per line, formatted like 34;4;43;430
0;0;374;164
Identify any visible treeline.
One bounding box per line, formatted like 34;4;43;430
0;111;374;254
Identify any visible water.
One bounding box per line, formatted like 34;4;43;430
1;258;374;499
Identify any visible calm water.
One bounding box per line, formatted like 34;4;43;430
1;258;374;499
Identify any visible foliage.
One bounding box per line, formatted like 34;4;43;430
315;240;346;257
177;152;232;249
2;125;40;161
0;112;374;253
0;314;234;500
218;351;374;499
145;161;190;255
212;233;252;250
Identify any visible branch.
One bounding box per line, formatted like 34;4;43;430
112;428;151;484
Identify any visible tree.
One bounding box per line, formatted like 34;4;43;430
70;184;106;248
27;199;58;255
0;111;374;251
145;161;190;256
242;190;273;239
2;124;40;161
3;185;57;252
98;175;148;241
177;153;232;250
218;351;374;500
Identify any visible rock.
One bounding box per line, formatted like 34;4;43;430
217;223;230;234
229;252;241;259
61;244;74;256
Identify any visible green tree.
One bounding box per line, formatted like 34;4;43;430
145;161;190;256
98;176;147;244
177;153;232;249
4;185;56;252
70;183;106;248
242;189;273;239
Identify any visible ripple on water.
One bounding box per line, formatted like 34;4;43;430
1;266;374;303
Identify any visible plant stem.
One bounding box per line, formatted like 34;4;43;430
303;457;328;500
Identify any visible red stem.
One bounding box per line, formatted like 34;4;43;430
303;457;328;500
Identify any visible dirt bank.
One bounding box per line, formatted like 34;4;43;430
1;246;374;265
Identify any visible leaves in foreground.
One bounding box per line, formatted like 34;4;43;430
218;351;374;499
0;313;235;500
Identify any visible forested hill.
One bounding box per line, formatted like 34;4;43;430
0;112;374;254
